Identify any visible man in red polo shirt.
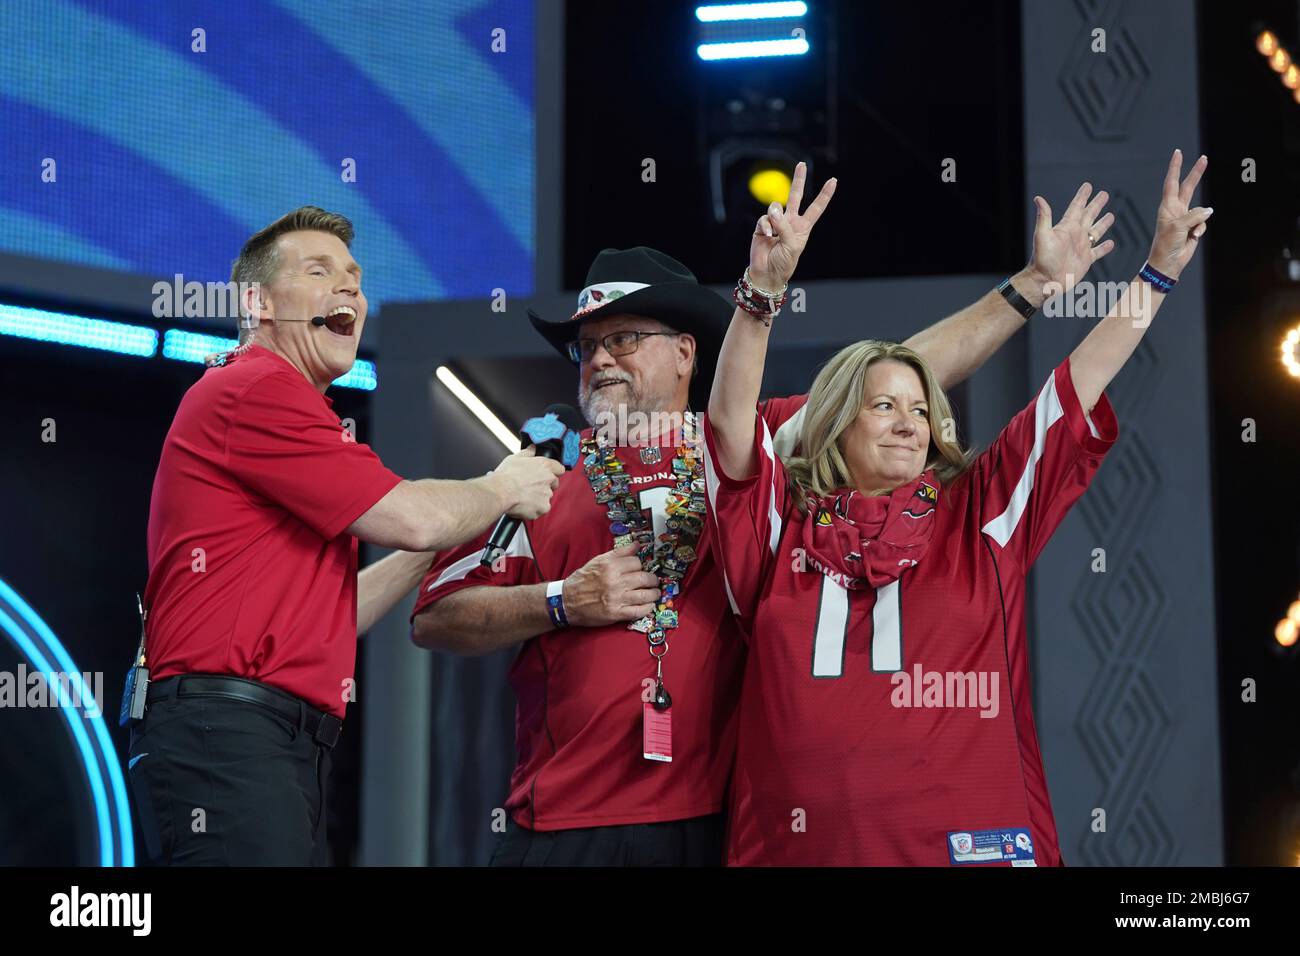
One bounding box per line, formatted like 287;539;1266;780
410;169;1117;866
128;206;563;866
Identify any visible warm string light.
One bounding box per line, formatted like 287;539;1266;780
1275;592;1300;648
1255;29;1300;102
1281;324;1300;378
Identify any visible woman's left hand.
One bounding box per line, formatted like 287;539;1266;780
749;161;837;292
1147;149;1212;280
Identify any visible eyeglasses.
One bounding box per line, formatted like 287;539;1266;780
566;330;680;365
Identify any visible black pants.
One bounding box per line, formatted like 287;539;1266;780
127;680;333;866
489;813;725;866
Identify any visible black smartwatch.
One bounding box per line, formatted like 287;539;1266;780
996;276;1039;320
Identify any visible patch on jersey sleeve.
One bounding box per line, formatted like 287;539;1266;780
947;827;1036;866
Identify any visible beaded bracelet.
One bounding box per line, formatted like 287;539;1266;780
734;267;789;326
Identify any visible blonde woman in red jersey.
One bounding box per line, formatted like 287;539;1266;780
703;153;1210;865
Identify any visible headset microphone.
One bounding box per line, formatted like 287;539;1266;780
311;316;328;327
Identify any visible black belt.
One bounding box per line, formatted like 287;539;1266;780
146;674;343;749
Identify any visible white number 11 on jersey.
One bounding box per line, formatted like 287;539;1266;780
811;577;903;678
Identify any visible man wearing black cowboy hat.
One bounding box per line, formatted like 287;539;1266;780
410;174;1115;865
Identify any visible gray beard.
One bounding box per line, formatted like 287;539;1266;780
579;381;648;426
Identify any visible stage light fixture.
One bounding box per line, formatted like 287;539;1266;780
0;304;376;390
748;166;793;205
1281;324;1300;378
698;38;810;60
1277;618;1299;648
695;1;810;61
1250;27;1300;104
1276;591;1300;648
696;2;808;22
435;365;521;453
0;303;157;357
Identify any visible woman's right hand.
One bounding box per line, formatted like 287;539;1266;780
749;161;837;293
1147;149;1212;281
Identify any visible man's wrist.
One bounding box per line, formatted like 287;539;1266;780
479;472;516;514
1011;267;1049;309
545;579;570;628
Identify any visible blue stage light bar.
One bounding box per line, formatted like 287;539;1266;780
696;2;807;22
161;329;377;391
697;37;810;60
0;303;158;357
333;360;379;392
159;328;232;364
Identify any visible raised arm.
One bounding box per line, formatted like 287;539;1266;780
904;182;1118;389
709;162;837;480
1070;149;1210;411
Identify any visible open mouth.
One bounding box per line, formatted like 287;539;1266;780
592;379;627;391
321;305;357;337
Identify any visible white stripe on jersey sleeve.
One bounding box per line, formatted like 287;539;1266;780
701;429;742;616
425;524;535;592
981;368;1064;548
759;419;783;558
702;415;785;616
771;403;805;459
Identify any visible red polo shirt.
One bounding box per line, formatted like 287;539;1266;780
144;344;402;717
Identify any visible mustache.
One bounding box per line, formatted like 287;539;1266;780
586;374;632;392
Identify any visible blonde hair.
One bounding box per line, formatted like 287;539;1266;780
785;340;971;513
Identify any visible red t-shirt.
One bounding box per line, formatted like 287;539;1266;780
144;345;402;717
702;358;1117;865
411;405;800;831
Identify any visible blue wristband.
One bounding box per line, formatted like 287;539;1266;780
545;580;569;628
1139;261;1177;293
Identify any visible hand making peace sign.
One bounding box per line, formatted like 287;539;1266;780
1147;148;1211;281
749;161;837;293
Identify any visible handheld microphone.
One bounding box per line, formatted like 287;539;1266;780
480;403;585;568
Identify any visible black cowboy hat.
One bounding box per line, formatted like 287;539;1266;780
528;246;732;411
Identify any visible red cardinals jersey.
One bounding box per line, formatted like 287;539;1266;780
412;405;798;831
701;357;1117;866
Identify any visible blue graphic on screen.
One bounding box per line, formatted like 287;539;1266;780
0;0;534;307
